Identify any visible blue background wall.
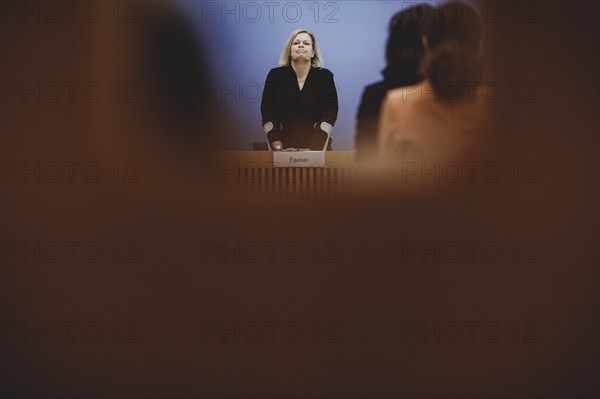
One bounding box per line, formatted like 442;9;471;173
178;1;439;150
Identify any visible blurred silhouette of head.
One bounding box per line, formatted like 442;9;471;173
421;2;483;101
139;4;229;151
383;3;435;84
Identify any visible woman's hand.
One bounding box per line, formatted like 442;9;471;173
282;147;298;152
271;141;284;151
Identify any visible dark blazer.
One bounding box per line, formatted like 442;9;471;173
261;65;338;150
355;65;423;162
355;81;390;162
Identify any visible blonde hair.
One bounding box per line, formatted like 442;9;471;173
278;29;323;67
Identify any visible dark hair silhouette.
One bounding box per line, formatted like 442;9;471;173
421;2;483;101
383;3;435;84
139;4;230;150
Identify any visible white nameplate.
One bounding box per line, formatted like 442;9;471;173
273;151;325;168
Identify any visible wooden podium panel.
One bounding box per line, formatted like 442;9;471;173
210;151;358;198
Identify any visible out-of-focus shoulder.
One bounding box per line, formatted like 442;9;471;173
386;81;429;108
386;85;411;104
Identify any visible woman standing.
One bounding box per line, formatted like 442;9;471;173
261;29;338;151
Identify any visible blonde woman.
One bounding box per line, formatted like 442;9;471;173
261;29;338;151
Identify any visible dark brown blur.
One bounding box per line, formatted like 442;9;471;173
1;1;598;398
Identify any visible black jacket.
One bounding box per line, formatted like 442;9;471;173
355;63;423;162
261;65;338;150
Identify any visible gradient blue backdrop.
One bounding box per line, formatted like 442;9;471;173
178;0;439;150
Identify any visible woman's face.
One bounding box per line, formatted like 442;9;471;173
290;32;314;63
